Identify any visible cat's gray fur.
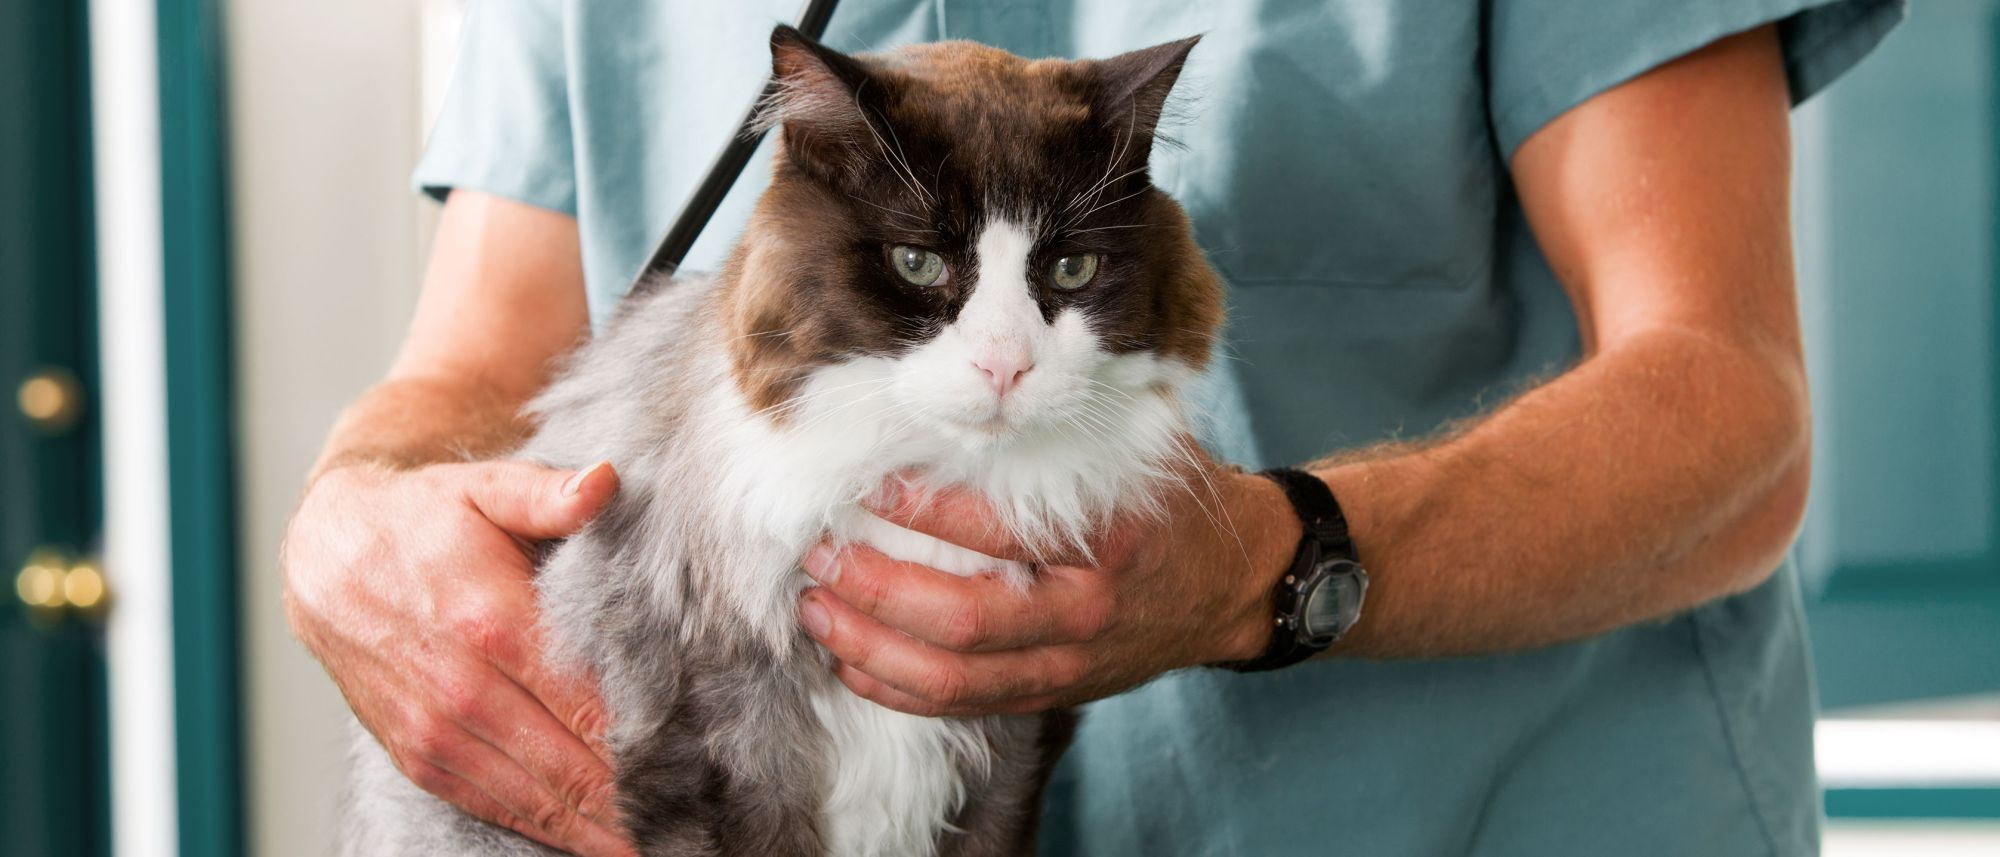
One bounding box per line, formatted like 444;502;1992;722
339;24;1215;857
341;273;1063;857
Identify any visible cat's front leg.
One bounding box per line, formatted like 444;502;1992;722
616;665;829;856
934;710;1076;857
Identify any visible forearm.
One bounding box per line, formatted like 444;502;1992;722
305;192;587;483
310;373;534;480
1316;326;1810;658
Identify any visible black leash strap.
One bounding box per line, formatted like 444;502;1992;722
629;0;841;293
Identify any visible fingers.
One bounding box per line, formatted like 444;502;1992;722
447;579;615;761
443;579;618;788
404;722;635;857
436;657;619;817
457;459;620;540
393;637;628;854
532;669;616;765
803;542;1111;652
862;481;1033;562
287;460;630;854
428;572;623;837
832;662;1056;718
800;589;1089;714
392;762;537;846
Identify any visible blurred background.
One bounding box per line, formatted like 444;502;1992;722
2;1;1997;855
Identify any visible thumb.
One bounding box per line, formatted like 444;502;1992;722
457;459;620;540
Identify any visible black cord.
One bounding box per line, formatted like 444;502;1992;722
630;0;842;292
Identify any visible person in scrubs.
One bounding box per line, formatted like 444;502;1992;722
281;2;1904;855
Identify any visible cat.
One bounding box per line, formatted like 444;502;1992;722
340;25;1223;857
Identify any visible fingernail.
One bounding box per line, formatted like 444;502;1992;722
562;460;609;497
802;544;840;584
799;596;832;639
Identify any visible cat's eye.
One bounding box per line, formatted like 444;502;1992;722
1049;254;1101;291
888;245;947;287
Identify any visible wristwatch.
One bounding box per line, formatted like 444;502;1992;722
1221;468;1370;673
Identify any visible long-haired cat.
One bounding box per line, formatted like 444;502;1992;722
342;26;1222;857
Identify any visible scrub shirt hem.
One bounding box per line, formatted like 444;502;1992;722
1780;1;1904;107
412;169;579;218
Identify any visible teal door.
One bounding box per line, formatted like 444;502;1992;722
1794;0;2000;819
0;1;112;855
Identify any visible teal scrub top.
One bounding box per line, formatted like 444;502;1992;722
416;2;1904;854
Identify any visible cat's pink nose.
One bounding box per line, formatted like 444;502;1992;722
973;352;1033;397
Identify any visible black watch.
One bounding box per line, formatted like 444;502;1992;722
1220;468;1370;673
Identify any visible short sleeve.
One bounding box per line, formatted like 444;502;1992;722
412;0;577;215
1487;0;1906;159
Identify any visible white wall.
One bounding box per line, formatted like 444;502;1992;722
225;2;456;853
91;2;179;854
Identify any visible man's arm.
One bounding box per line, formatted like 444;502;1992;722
790;26;1811;714
1320;26;1808;656
313;188;591;474
1320;24;1806;656
282;191;637;857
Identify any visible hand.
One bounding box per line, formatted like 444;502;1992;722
796;449;1302;716
282;460;636;857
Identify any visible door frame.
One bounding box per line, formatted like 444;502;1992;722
157;0;241;854
91;1;243;855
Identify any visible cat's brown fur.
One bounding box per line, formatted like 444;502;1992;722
341;26;1220;857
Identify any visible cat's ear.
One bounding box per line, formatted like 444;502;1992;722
1090;35;1201;158
760;25;880;180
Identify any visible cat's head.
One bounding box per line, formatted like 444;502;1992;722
719;27;1221;457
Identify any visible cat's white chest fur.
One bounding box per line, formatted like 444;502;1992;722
690;336;1190;854
809;680;986;857
809;512;1012;857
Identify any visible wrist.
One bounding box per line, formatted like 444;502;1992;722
1210;468;1303;664
310;377;533;481
304;456;391;490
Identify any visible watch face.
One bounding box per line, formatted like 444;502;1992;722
1299;559;1366;642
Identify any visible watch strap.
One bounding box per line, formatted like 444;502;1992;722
1220;468;1359;673
1261;467;1353;559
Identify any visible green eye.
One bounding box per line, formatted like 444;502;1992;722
888;245;946;287
1050;254;1101;290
